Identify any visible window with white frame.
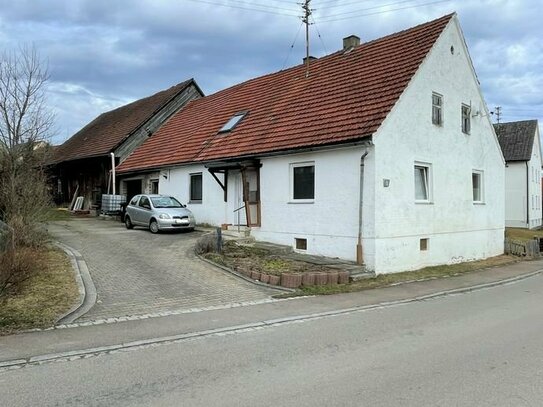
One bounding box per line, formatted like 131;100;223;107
472;171;484;203
432;93;443;126
291;162;315;201
462;104;471;134
414;163;431;202
189;173;203;202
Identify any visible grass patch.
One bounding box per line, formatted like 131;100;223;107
0;247;79;335
296;255;518;296
505;227;543;242
45;207;73;222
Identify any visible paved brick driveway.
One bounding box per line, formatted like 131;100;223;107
48;218;276;322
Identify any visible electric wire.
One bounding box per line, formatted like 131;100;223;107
316;0;394;9
216;0;300;13
310;14;329;55
184;0;300;17
316;0;451;23
316;0;428;20
281;21;305;70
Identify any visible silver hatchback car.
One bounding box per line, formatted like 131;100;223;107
124;194;195;233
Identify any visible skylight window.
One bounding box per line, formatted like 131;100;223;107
219;112;247;133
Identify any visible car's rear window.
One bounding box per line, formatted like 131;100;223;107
151;196;184;208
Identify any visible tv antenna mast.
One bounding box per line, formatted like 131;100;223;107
494;106;502;124
301;0;312;77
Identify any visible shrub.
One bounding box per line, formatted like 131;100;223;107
195;233;221;255
0;247;42;297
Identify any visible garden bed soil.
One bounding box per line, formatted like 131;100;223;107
203;241;347;289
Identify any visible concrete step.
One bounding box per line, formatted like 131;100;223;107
224;226;251;237
252;241;293;255
349;270;375;281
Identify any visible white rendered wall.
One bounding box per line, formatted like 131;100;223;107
369;17;505;273
504;162;528;228
251;147;376;266
159;165;228;226
158;147;376;266
504;130;543;229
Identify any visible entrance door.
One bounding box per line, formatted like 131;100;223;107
242;167;260;227
150;179;159;194
125;179;142;202
232;171;247;226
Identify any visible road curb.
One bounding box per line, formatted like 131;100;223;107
54;242;97;325
2;267;541;371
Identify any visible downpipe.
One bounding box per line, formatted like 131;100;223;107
357;149;369;265
110;152;116;195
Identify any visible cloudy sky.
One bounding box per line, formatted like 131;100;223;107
0;0;540;144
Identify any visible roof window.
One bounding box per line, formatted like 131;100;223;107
219;112;247;133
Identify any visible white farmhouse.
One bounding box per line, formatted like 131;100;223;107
117;13;505;274
495;120;542;229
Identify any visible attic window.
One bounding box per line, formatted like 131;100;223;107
219;112;247;133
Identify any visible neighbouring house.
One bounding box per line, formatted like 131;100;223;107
50;79;203;208
117;13;505;274
495;120;542;229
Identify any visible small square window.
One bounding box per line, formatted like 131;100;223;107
462;104;471;134
295;238;307;251
414;163;431;202
190;173;203;202
472;171;483;203
432;93;443;126
420;238;429;251
291;163;315;201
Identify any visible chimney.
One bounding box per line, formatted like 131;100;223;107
303;55;317;64
343;35;361;51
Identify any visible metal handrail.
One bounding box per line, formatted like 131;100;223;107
233;204;246;233
233;204;245;213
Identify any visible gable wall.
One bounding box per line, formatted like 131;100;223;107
369;17;505;272
527;127;542;228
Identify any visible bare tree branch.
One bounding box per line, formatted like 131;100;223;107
0;45;54;251
0;45;53;150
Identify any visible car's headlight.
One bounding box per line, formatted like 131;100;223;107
159;213;171;219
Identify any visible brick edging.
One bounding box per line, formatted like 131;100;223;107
196;253;295;293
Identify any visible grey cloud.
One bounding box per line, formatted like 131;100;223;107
0;0;540;142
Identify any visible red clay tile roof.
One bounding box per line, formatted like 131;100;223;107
117;14;454;173
52;79;196;163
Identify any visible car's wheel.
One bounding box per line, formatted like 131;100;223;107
149;219;159;234
125;216;134;229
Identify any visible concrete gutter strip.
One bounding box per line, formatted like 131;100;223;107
54;242;97;325
2;267;541;371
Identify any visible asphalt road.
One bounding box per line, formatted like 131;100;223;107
1;273;542;406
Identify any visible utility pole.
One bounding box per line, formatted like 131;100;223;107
302;0;312;77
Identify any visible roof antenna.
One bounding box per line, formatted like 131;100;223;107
491;106;502;127
301;0;312;78
495;106;502;124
